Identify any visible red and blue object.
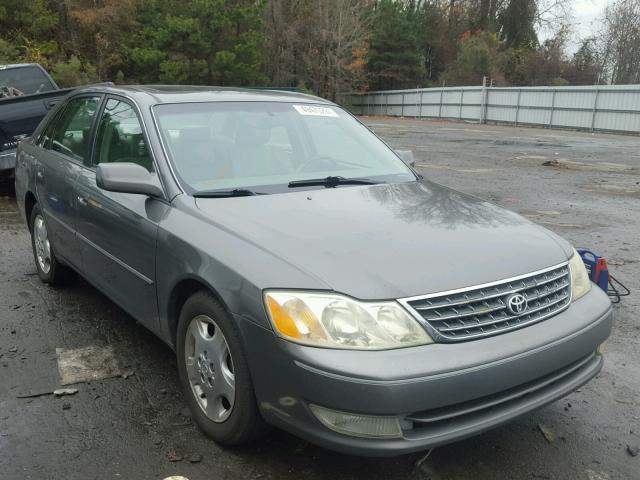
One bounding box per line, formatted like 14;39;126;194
577;249;610;291
576;248;629;303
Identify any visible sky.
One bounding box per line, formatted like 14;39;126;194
572;0;608;39
537;0;608;53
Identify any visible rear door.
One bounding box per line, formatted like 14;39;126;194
35;95;102;266
75;96;163;330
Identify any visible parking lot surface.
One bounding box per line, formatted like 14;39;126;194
1;117;638;480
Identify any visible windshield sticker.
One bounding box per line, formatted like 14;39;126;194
293;105;339;117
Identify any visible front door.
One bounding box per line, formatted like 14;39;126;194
35;95;102;267
75;97;163;331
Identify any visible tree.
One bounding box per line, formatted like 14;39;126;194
443;30;503;85
263;0;371;99
367;0;425;90
131;0;268;86
498;0;538;49
0;0;60;68
63;0;140;81
598;0;640;84
50;55;98;87
567;38;602;85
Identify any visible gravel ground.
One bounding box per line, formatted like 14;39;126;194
0;117;638;480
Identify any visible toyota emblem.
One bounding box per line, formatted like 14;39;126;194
506;293;528;315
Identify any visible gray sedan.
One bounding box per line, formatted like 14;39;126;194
14;85;612;456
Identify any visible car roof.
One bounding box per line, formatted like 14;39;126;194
72;84;334;107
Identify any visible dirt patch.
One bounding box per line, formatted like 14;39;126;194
416;162;493;173
543;159;636;173
57;345;123;385
581;183;640;196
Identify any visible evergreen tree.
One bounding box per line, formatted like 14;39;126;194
367;0;425;90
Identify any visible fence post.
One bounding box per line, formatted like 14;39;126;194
419;89;424;118
438;88;444;118
385;94;389;116
549;90;556;127
401;93;405;117
480;77;487;124
591;88;600;132
515;88;522;126
459;89;464;119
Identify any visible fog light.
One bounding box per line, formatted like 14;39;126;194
309;404;402;439
597;341;607;355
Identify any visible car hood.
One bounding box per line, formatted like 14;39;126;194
195;181;572;300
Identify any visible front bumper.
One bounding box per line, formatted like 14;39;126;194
0;150;16;171
237;285;612;457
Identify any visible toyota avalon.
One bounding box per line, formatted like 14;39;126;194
14;86;612;456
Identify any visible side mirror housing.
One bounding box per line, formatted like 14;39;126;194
96;162;163;197
395;149;416;168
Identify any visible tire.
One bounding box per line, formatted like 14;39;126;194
176;290;268;445
29;203;76;286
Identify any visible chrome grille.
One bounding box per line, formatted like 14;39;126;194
404;264;571;342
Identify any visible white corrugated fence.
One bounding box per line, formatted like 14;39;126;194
350;85;640;134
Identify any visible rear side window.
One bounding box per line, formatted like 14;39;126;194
0;66;56;95
50;96;101;162
93;99;153;172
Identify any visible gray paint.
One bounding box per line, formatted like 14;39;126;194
14;85;612;456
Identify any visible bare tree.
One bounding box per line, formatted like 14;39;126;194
263;0;371;100
598;0;640;84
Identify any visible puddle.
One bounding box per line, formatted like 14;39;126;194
57;345;123;386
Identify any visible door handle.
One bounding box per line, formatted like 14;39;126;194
77;195;88;206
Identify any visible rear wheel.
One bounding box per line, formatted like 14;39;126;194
30;203;76;286
176;291;267;445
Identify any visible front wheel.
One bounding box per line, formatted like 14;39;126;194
176;291;267;445
30;203;76;286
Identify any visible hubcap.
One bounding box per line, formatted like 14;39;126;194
185;315;235;422
33;215;51;274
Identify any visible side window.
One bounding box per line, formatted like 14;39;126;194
94;99;153;172
50;96;101;162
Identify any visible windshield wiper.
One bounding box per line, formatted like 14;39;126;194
288;176;378;188
192;188;264;198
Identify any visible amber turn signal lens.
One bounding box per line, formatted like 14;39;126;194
266;294;327;342
267;296;302;339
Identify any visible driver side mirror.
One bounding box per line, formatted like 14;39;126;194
395;149;416;168
96;162;163;197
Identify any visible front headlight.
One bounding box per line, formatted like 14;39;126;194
264;290;433;349
569;249;591;301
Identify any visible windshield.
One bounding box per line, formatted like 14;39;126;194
0;66;56;95
153;101;415;193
